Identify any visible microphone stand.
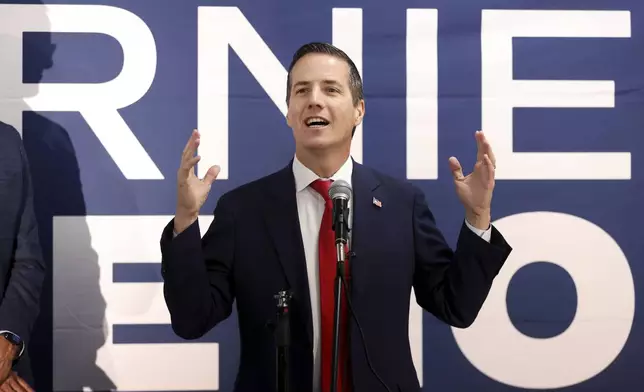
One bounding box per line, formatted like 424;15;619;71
331;199;350;392
274;290;292;392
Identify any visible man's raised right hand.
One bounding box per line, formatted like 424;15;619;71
174;129;220;234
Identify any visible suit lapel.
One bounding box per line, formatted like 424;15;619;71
262;163;314;345
261;161;382;347
350;162;381;296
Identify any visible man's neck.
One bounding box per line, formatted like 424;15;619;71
295;147;350;178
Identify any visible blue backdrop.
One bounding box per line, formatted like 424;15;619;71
1;0;642;391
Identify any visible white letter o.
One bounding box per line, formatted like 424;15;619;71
452;211;634;389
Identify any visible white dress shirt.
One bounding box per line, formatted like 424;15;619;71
291;155;491;391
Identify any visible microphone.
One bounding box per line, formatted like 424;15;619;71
328;179;351;392
329;180;351;260
328;182;392;392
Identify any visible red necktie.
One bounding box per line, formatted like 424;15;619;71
310;179;351;392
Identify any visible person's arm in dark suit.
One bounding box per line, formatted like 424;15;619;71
411;186;511;328
0;133;45;372
160;193;235;340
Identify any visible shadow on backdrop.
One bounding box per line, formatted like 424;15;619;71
0;1;115;391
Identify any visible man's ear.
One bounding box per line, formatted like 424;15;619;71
354;99;365;126
286;106;293;127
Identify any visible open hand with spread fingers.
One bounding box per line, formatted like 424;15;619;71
174;129;221;234
448;130;496;230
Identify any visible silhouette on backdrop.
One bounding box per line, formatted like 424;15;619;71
0;1;115;390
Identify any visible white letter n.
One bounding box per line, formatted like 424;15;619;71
198;6;364;179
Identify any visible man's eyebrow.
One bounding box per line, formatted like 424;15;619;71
292;80;342;88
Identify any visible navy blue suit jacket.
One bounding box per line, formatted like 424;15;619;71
0;122;45;384
161;160;512;392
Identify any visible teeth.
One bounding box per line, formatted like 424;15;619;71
306;117;329;126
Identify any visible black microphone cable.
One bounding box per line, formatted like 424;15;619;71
342;251;392;392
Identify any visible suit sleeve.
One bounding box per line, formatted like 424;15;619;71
411;186;512;328
0;136;46;346
160;194;236;339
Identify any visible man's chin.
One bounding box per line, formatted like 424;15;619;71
300;139;337;151
295;132;351;153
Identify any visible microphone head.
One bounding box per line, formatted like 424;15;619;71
329;179;352;201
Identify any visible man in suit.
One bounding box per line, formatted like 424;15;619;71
161;42;512;392
0;122;46;392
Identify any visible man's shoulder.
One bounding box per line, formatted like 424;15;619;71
357;163;419;197
0;122;24;165
215;163;292;206
214;161;424;208
0;121;21;147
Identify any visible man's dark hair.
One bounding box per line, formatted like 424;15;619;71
286;42;364;108
286;42;364;137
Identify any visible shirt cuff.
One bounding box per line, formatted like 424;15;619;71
465;219;491;243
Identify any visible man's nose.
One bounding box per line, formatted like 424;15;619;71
307;86;324;108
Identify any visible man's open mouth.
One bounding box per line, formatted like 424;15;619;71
305;117;330;128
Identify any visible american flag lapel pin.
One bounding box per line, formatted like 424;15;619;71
372;197;382;208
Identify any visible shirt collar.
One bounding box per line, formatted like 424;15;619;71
292;154;353;193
